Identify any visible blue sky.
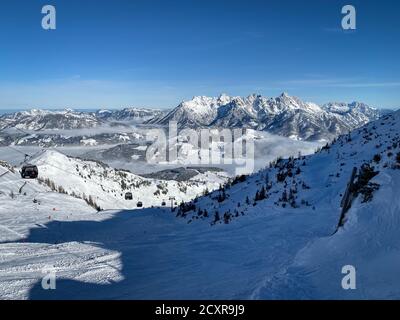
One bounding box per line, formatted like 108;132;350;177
0;0;399;110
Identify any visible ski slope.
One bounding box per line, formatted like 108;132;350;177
1;111;400;299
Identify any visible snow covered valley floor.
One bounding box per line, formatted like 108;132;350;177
1;111;400;299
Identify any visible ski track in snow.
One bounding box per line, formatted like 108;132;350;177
1;111;400;299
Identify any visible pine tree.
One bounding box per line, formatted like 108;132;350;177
259;185;266;200
281;189;288;202
223;212;230;224
214;211;220;223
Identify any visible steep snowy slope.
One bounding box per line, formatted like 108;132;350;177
178;111;400;228
262;169;400;299
29;150;229;210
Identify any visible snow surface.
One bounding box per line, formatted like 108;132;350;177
27;150;229;210
1;111;400;299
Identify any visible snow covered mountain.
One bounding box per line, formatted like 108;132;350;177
155;93;384;141
29;150;229;210
10;131;145;147
95;107;166;123
175;111;400;227
0;107;166;132
0;108;162;147
0;95;386;144
1;111;400;299
0;109;102;131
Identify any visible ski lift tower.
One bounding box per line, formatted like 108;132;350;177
169;196;176;210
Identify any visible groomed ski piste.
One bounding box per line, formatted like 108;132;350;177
1;110;400;299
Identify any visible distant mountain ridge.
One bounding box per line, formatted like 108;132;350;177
0;109;101;131
0;93;392;141
0;107;166;131
154;93;385;141
95;108;165;123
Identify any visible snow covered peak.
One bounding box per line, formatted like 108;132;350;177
23;109;49;116
323;101;379;118
95;107;165;123
97;109;111;114
280;92;290;98
155;93;383;141
0;108;101;130
323;102;351;113
186;96;217;109
348;101;377;113
218;93;232;104
31;149;70;167
274;93;308;109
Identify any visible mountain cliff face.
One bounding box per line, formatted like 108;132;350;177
155;93;383;141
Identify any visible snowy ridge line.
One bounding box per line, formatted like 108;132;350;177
154;93;385;141
0;143;92;183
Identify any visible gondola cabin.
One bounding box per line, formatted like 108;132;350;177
137;201;143;208
161;201;166;206
125;192;133;200
20;165;38;179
